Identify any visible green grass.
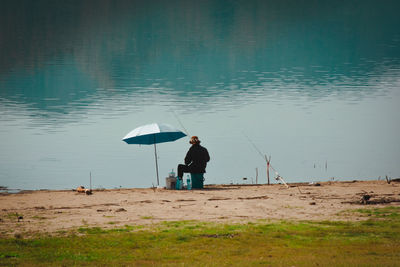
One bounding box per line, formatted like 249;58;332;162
1;207;399;266
6;213;23;220
141;216;154;220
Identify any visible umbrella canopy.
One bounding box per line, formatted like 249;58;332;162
122;123;187;186
122;123;186;145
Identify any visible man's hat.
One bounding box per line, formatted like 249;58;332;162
189;136;200;144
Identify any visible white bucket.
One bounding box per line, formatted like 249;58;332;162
165;177;177;190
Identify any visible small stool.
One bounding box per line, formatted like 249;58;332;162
190;173;204;189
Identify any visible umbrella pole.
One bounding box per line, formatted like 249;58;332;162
154;143;160;186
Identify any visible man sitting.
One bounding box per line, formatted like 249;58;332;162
177;136;210;188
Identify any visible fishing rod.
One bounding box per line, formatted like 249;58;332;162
266;159;289;188
172;111;190;137
243;132;289;188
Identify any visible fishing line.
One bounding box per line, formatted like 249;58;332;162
242;132;265;161
172;111;190;136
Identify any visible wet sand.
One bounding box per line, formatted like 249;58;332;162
1;180;399;237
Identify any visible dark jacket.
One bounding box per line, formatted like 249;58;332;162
184;144;210;173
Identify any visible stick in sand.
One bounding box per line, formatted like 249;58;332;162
256;167;258;184
265;155;271;185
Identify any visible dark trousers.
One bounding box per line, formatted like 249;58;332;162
177;164;193;178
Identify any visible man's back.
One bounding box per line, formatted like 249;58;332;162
185;144;210;173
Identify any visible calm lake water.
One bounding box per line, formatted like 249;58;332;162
1;0;399;190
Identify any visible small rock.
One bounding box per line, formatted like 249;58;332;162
309;202;316;205
361;194;371;204
97;209;109;212
14;233;22;239
115;208;127;212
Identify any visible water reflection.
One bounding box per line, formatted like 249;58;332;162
1;0;400;121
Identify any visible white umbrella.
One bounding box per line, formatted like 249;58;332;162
122;123;186;186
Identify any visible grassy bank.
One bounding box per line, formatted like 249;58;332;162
1;207;399;266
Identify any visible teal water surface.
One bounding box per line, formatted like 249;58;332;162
0;0;399;190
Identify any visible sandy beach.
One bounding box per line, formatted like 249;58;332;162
1;180;399;237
